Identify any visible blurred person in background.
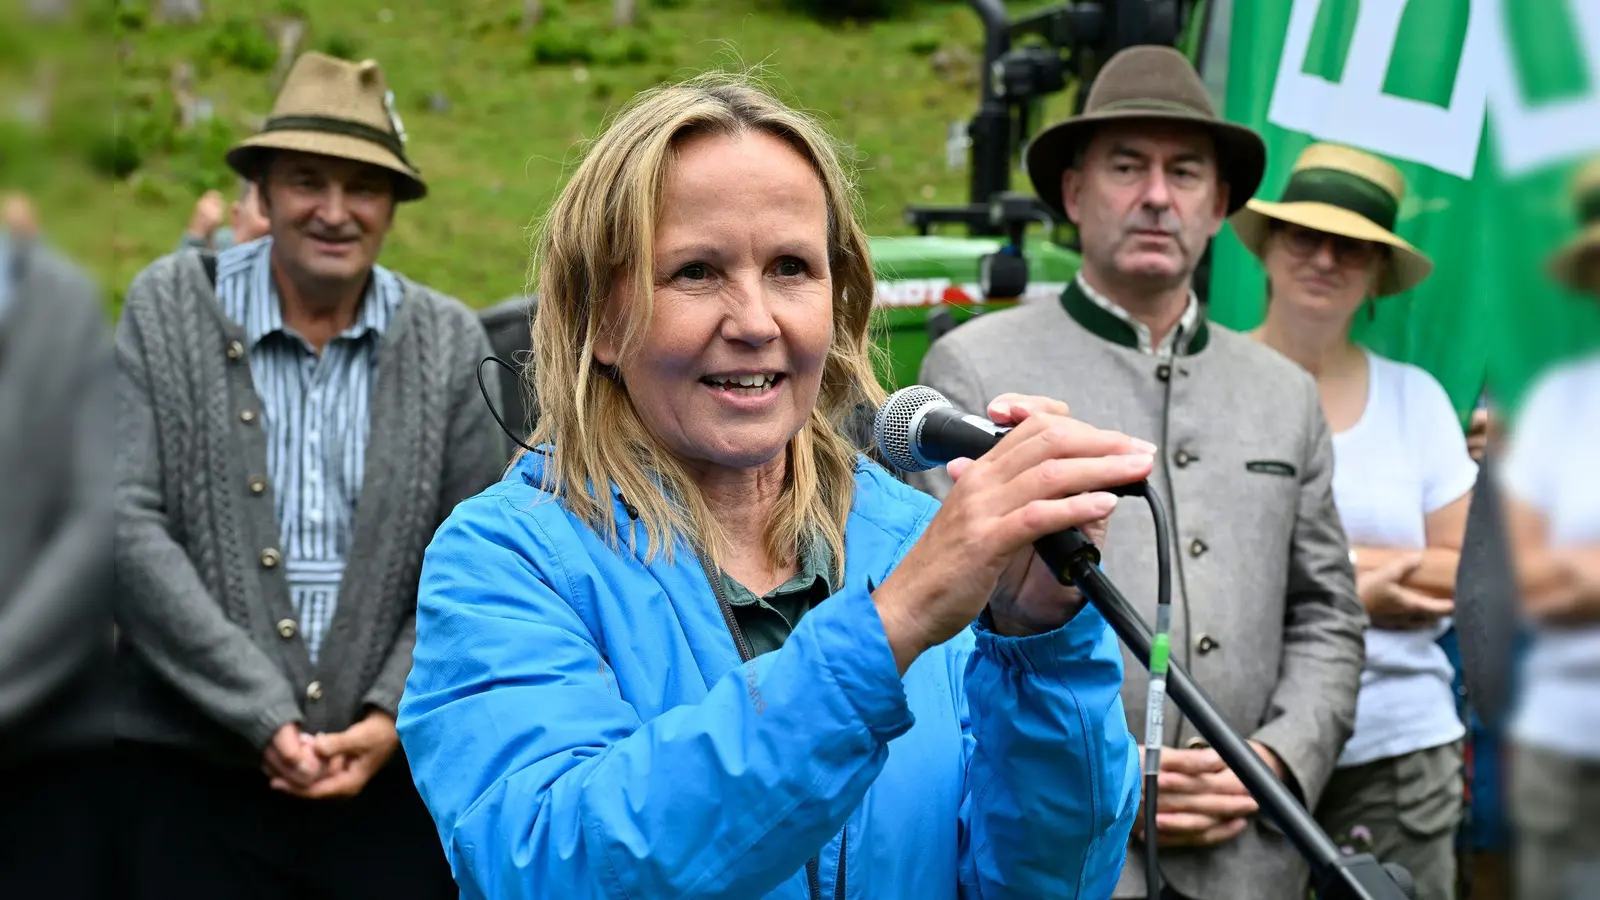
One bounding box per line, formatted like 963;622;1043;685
1239;143;1474;900
179;177;270;253
1499;156;1600;900
398;73;1145;900
913;47;1366;900
114;52;500;898
0;204;115;898
1;193;38;240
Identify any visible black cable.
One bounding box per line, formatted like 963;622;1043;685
1134;481;1173;898
477;356;539;454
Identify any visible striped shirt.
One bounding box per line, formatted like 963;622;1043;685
215;237;402;664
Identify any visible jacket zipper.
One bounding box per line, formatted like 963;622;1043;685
699;546;755;663
806;830;849;900
833;827;847;900
696;547;847;900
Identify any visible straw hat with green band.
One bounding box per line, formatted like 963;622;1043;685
1230;143;1433;297
1025;45;1267;218
225;52;426;202
1547;157;1600;292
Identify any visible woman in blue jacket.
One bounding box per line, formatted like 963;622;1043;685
397;73;1148;900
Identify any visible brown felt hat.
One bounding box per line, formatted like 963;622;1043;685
226;52;426;202
1026;45;1265;217
1547;157;1600;294
1230;143;1433;297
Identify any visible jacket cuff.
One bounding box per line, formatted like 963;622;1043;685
972;601;1112;675
362;684;403;719
810;579;915;742
1249;718;1316;809
248;702;305;751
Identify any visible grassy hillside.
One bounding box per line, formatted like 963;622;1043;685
2;0;1072;305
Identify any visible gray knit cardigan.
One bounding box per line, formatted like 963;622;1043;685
114;250;502;765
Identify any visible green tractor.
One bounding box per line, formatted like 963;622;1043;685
865;0;1212;390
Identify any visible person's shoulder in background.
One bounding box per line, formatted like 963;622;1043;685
14;239;103;321
121;248;213;313
1204;321;1324;430
1206;321;1320;387
925;297;1064;356
391;273;488;340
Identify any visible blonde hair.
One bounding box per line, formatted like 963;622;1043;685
526;72;883;579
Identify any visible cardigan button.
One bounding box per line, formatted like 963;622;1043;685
276;618;297;639
1156;364;1172;381
1189;538;1208;558
225;340;245;361
259;547;281;569
239;408;258;424
248;476;267;495
1197;634;1219;654
305;681;324;702
1174;449;1193;468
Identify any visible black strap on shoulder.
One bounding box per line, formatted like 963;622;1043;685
200;252;218;289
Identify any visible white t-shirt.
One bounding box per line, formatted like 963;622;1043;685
1499;353;1600;760
1331;350;1478;767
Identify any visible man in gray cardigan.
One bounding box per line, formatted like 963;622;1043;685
114;53;501;898
0;230;115;899
913;47;1366;900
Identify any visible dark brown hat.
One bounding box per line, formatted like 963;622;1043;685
1026;45;1265;217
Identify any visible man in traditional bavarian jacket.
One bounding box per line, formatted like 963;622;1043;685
911;46;1366;900
114;52;501;897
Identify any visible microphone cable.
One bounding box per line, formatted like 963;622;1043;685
478;356;540;455
1130;480;1173;899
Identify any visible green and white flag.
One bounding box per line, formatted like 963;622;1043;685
1207;0;1600;418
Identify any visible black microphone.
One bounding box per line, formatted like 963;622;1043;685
872;385;1145;498
872;385;1010;472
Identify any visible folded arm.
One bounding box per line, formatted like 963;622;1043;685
1505;498;1600;625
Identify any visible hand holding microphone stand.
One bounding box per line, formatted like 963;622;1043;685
875;387;1416;900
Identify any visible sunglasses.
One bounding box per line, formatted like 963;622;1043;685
1274;223;1386;268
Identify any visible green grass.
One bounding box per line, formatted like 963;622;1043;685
1;0;1074;306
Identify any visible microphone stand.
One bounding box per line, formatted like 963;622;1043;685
1034;528;1415;900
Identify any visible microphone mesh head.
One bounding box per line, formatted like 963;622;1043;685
874;385;950;472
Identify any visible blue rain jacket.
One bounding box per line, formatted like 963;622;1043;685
398;451;1139;900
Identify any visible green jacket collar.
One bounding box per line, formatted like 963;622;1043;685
1059;278;1210;356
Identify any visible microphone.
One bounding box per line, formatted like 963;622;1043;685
873;385;1010;472
873;385;1146;499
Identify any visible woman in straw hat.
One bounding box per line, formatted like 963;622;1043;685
1498;155;1600;900
1240;143;1476;900
396;72;1149;900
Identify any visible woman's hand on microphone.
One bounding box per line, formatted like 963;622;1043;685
872;394;1155;674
